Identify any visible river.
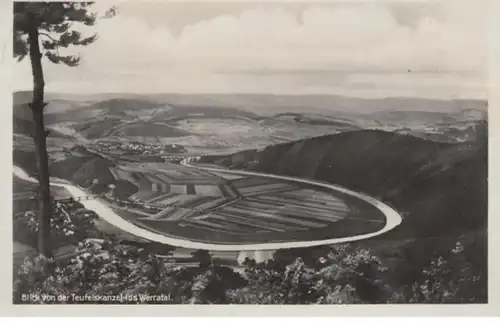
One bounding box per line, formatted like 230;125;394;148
12;162;402;255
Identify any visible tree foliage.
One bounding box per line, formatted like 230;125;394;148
13;201;101;250
14;241;247;304
228;245;389;304
191;249;212;269
13;235;486;304
389;235;487;303
14;240;175;304
14;2;114;66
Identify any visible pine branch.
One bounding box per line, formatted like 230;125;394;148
45;51;80;67
39;31;97;51
39;32;59;43
50;21;73;34
14;2;112;67
41;40;57;51
58;31;97;48
64;6;97;26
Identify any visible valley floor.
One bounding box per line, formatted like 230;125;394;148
13;160;401;250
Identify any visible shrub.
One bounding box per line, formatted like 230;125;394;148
13;240;248;305
13;201;102;250
13;240;176;304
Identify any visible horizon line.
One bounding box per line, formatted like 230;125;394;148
13;90;488;102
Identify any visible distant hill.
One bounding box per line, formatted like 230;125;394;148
54;153;137;196
72;118;125;139
260;112;362;129
13;113;69;139
13;91;132;104
13;150;38;175
150;105;259;123
41;98;166;125
13;91;487;146
108;122;191;138
142;93;487;116
13;117;35;136
14;91;487;116
49;154;113;185
201;127;487;239
88;98;165;115
13;146;138;200
12;102;79;138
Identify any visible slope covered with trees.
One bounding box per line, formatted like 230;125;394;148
201;127;487;239
196;126;488;303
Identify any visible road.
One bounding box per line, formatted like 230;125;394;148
13;161;402;251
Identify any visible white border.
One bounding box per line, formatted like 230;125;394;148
1;0;498;317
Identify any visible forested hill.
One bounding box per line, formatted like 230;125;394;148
200;128;487;239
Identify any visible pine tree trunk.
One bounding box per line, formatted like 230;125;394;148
28;25;52;257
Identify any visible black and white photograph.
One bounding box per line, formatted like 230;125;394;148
9;0;490;307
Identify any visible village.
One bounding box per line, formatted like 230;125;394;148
94;140;188;156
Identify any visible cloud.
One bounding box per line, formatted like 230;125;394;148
12;0;488;98
167;1;486;73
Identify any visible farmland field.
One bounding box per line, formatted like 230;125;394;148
106;162;387;244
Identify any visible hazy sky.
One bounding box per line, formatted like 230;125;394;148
11;0;489;99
